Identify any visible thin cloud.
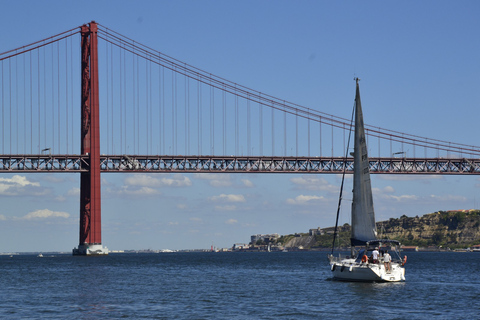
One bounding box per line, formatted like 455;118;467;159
21;209;70;220
194;173;232;187
290;176;338;192
125;174;191;187
209;194;246;203
286;194;325;205
225;219;238;224
0;175;45;196
215;205;237;211
241;179;254;188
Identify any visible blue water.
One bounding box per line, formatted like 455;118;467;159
1;251;479;319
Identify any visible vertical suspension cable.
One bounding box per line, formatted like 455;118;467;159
65;39;68;154
149;57;152;154
222;86;225;155
1;61;3;154
132;43;135;155
308;108;311;157
331;118;334;157
70;36;74;153
235;94;238;156
198;78;202;155
50;44;53;153
171;69;175;154
106;37;109;154
30;51;33;154
295;109;298;157
8;59;11;154
125;46;129;154
284;102;286;157
319;116;322;157
162;66;165;154
16;54;19;153
43;45;46;152
187;75;190;154
121;41;125;154
259;96;262;156
185;71;188;154
111;41;114;153
57;42;60;153
247;95;250;156
272;102;274;156
136;55;139;154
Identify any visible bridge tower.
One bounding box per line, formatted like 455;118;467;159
73;21;108;255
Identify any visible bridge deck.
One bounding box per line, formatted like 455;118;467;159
1;155;479;174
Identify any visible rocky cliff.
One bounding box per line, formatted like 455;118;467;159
280;210;480;249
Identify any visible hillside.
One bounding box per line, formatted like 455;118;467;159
278;210;480;250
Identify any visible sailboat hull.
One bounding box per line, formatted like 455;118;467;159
330;260;405;282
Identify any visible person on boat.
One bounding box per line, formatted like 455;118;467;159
384;250;392;273
361;253;368;264
371;247;379;263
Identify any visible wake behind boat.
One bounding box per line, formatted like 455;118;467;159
328;79;406;282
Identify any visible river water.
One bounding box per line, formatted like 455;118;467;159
1;251;478;319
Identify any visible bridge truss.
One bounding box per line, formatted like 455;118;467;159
1;155;480;174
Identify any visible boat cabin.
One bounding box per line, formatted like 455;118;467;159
354;239;402;263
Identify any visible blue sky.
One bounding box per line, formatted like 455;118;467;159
1;1;480;252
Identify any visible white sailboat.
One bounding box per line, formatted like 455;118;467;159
328;79;406;282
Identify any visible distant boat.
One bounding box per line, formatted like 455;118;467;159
328;79;406;282
37;253;43;258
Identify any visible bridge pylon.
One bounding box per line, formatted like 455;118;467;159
73;21;108;255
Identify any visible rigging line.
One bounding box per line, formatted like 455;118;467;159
331;100;355;255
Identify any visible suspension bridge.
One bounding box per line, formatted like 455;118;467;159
1;21;479;254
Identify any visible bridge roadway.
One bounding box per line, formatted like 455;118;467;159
1;155;480;174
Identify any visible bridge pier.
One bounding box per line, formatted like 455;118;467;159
73;21;107;256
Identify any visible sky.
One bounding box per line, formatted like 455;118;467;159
1;1;480;252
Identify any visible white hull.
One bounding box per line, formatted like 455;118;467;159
329;258;405;282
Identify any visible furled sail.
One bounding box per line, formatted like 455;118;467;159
351;79;377;246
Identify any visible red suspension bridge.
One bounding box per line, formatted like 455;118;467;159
1;21;480;254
